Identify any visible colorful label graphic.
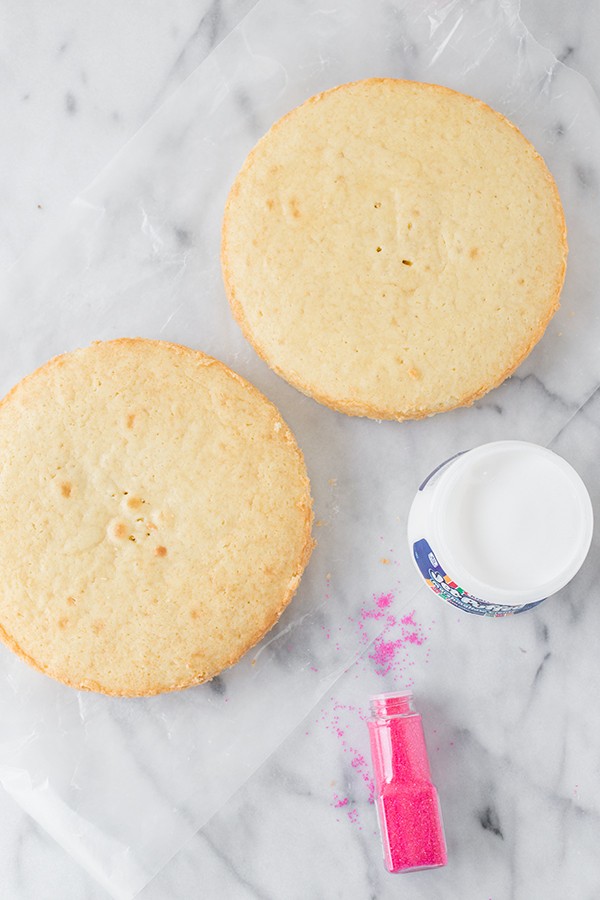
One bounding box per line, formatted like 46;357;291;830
412;538;545;617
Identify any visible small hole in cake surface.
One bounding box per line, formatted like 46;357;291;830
374;201;381;208
402;259;413;266
376;246;382;253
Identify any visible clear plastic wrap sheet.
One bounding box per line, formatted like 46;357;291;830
1;0;599;896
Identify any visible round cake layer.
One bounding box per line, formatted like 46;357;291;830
222;78;567;419
0;339;313;695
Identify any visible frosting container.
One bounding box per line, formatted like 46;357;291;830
407;441;593;616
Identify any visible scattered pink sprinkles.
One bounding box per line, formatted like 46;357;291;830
310;549;435;829
367;609;426;676
376;592;393;609
320;700;375;828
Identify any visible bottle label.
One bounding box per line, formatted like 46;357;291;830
412;538;545;617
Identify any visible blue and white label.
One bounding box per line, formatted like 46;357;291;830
413;538;545;617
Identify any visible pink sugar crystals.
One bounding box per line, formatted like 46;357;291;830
367;691;447;873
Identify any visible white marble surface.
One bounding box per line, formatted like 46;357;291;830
1;1;599;898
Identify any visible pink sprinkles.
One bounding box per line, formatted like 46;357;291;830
321;601;430;826
321;701;375;828
313;561;434;828
308;548;437;828
368;609;426;676
352;593;428;679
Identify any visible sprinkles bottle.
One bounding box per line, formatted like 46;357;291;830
367;691;447;873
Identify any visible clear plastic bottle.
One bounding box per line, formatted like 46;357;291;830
367;691;447;873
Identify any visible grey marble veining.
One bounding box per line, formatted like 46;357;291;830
0;1;599;898
521;0;600;97
0;0;255;274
